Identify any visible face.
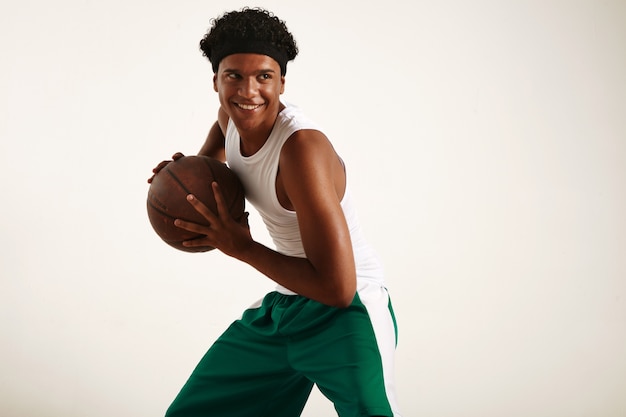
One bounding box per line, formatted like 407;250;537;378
213;53;285;139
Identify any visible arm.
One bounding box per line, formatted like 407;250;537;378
198;107;229;161
178;130;356;308
240;130;356;307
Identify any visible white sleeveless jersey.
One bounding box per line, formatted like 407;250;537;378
224;102;384;294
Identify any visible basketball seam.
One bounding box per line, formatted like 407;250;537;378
167;169;193;195
200;157;243;216
147;156;242;252
146;200;207;246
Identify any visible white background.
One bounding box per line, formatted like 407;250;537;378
1;1;625;416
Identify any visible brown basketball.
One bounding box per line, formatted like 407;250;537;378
147;155;245;252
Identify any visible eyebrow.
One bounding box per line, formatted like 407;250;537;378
222;68;277;74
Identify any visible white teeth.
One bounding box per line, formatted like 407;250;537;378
238;103;261;110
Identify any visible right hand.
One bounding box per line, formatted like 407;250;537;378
147;152;184;183
174;182;253;257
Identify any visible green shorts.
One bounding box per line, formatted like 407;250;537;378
165;282;401;417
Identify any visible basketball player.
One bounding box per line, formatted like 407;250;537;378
152;8;402;417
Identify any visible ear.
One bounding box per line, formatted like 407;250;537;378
280;76;285;94
213;74;218;92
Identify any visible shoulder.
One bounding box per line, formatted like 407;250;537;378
281;129;334;164
276;103;335;170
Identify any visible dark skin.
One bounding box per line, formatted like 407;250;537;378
151;53;356;308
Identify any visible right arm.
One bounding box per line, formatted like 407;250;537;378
198;107;229;162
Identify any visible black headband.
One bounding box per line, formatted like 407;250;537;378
210;40;289;74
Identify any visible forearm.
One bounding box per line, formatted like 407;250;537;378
236;241;355;308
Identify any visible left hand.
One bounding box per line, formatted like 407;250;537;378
174;182;252;257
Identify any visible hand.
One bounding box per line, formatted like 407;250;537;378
174;182;252;258
147;152;185;183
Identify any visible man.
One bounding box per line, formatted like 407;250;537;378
155;7;401;417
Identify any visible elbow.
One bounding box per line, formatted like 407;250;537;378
328;279;356;309
313;261;356;308
333;293;355;309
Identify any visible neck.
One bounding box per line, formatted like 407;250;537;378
238;102;286;156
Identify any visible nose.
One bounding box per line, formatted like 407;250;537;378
239;77;259;99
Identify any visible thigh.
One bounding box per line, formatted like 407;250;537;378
290;285;400;417
166;320;313;417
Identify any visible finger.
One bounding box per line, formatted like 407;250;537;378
172;152;185;160
153;160;169;173
186;194;219;223
174;218;216;249
174;218;210;234
182;237;214;249
174;225;215;249
211;182;230;219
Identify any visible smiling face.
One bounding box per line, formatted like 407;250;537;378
213;53;285;144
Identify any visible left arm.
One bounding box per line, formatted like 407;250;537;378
176;130;356;307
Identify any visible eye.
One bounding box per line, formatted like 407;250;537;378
259;73;272;81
